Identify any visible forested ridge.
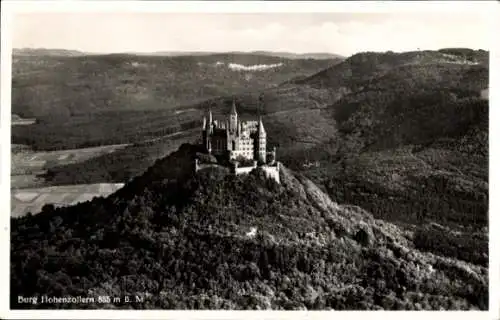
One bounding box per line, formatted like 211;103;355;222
11;144;488;310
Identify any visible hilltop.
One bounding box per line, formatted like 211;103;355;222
13;48;90;57
10;144;488;310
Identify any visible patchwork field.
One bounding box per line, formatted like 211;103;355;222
11;143;129;188
10;130;196;217
11;183;125;217
11;143;129;216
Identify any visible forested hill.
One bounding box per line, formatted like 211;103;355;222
11;144;487;310
270;53;489;271
292;48;488;91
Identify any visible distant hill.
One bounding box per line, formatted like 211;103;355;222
122;50;344;60
10;143;488;310
11;51;339;150
248;51;344;60
291;49;488;90
13;48;90;57
11;52;340;120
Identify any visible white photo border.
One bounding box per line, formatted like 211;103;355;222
1;1;498;319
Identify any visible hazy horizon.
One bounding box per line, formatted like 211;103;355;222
12;47;345;56
12;46;489;56
12;12;491;57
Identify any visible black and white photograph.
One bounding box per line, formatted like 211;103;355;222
0;1;498;318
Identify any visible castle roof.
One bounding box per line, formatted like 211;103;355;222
258;116;266;135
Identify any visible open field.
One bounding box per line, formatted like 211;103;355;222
11;183;125;217
11;144;127;216
12;119;36;126
11;143;129;187
12;114;37;126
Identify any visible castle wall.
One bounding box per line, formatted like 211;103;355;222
242;121;258;133
260;162;280;184
231;136;254;160
234;162;280;184
234;166;256;175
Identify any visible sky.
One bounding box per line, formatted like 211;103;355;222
12;12;491;57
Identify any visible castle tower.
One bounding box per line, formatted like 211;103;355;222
207;109;213;134
229;99;238;132
204;109;213;153
257;116;266;163
202;116;207;149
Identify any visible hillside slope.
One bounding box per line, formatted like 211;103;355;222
279;49;488;237
10;144;487;310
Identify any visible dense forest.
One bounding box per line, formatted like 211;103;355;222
10;144;488;310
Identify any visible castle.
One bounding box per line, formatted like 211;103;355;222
201;100;276;164
197;100;280;183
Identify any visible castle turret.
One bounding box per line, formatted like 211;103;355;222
204;109;213;153
202;116;207;150
207;109;213;133
257;116;266;163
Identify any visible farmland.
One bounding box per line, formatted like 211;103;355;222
11;183;124;218
11;143;128;216
10;129;198;216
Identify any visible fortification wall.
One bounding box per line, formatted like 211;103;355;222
234;166;256;175
261;162;280;184
194;160;225;172
195;159;280;184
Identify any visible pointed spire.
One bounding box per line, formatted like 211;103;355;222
231;98;237;115
258;116;265;134
259;116;266;136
